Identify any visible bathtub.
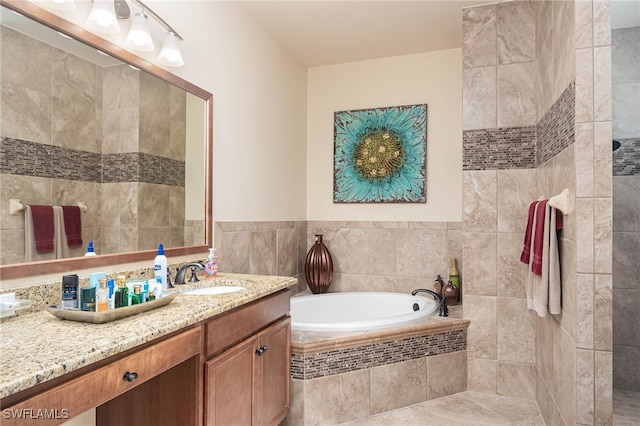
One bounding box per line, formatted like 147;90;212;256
290;291;438;331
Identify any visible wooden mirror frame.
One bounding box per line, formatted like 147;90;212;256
0;0;213;280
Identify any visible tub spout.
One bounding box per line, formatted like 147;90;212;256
411;288;448;317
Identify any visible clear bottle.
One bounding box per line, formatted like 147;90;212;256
97;278;109;312
205;248;218;277
154;244;168;292
131;284;143;305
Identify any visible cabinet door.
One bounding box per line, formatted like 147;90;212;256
205;336;256;426
253;317;291;426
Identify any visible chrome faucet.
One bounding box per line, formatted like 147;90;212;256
411;288;448;317
175;262;205;285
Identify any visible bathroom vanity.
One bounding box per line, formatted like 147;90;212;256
0;274;296;426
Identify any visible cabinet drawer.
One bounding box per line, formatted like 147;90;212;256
205;289;290;358
2;327;201;426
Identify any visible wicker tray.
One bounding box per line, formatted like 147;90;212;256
45;292;179;324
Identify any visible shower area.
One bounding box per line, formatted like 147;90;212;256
611;12;640;423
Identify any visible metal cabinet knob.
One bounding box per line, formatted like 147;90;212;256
255;345;268;356
123;371;139;382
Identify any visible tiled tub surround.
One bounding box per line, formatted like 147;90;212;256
0;25;188;262
284;309;469;425
0;272;297;399
463;1;613;425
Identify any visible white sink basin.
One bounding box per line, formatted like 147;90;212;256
183;286;246;295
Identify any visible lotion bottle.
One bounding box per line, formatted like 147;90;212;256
154;244;168;292
84;241;96;256
205;248;218;277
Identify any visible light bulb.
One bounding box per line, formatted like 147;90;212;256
86;0;120;34
125;11;154;52
157;32;184;67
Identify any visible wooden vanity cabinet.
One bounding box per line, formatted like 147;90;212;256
204;289;291;426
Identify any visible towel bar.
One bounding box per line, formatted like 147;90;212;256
9;199;88;215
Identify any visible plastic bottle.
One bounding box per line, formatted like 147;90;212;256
84;241;96;256
97;278;109;312
154;244;168;292
205;248;218;277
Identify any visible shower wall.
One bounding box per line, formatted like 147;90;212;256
0;26;187;263
462;1;613;425
612;26;640;392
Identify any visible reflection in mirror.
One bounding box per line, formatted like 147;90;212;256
0;1;212;279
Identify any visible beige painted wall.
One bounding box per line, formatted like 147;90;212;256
307;49;463;221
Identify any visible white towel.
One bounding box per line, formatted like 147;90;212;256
53;206;85;260
526;203;562;317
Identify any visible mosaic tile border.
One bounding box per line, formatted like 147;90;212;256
463;126;536;170
290;329;466;380
1;138;184;187
613;138;640;176
462;82;575;171
536;82;575;166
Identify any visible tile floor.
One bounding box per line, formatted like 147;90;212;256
338;391;544;425
614;389;640;426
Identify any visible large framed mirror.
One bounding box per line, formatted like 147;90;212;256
0;0;212;280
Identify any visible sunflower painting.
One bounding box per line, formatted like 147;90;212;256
333;104;427;203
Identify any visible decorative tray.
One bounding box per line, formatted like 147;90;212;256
45;292;179;324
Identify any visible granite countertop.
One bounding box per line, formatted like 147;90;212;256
0;273;297;400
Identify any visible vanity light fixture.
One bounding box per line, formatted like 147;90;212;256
157;32;184;67
41;0;76;11
125;8;154;52
86;0;120;34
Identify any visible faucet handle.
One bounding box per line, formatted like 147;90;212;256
189;266;200;283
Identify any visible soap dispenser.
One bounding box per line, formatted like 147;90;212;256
205;248;218;277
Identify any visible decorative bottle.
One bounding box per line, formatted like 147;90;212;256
434;275;445;297
304;234;334;294
449;258;460;288
443;280;459;306
131;284;142;305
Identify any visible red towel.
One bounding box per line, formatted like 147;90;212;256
520;201;539;264
62;205;83;248
531;200;549;275
30;205;55;254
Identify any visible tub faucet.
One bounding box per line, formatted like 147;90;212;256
411;288;448;317
175;262;205;285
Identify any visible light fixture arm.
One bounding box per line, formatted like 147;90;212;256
128;0;182;41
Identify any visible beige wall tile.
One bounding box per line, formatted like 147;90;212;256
371;358;427;414
304;369;371;425
396;229;448;279
552;0;576;100
463;170;497;232
577;273;595;349
462;5;497;69
558;239;578;340
249;230;277;275
594;350;613;425
282;379;304;426
462;67;497;131
217;231;251;273
497;0;535;65
497;169;537;234
347;228;396;276
594;273;613;351
276;228;298;276
497;297;536;363
576;48;595;124
594;198;613;274
464;295;497;359
426;350;467;400
575;123;595;197
498;62;536;128
497;233;527;298
575;0;594;49
467;357;497;394
594;46;613;122
463;233;497;296
576;198;595;273
593;0;611;47
536;316;554;399
536;371;563;426
577;348;595;425
553;325;577;426
498;361;536;400
535;0;554;120
0;229;25;265
594;122;613;199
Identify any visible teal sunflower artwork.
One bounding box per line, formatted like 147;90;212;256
334;104;427;203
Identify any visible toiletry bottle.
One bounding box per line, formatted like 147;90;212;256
114;275;128;308
131;284;142;305
62;274;79;309
84;241;97;256
107;278;115;310
205;248;218;277
147;289;156;301
154;244;168;292
97;278;109;312
148;278;161;299
81;286;96;311
449;258;460;289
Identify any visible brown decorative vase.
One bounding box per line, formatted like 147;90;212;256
304;234;334;294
